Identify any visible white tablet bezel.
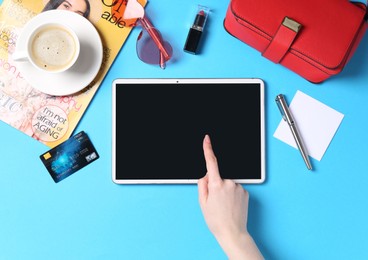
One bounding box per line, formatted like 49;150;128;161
112;78;265;184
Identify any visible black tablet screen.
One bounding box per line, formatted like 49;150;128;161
114;81;264;181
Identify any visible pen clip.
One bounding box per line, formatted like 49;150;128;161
276;94;287;121
275;94;294;124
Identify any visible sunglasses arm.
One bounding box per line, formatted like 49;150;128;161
138;17;171;62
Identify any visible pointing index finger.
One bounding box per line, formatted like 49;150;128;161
203;135;222;184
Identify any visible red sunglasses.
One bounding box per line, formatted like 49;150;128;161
120;0;173;69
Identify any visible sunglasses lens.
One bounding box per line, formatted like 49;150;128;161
114;0;151;27
136;28;173;65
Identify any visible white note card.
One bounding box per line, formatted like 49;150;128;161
273;90;344;161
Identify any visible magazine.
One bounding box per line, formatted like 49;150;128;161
0;0;145;147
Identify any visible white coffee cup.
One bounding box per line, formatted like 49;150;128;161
13;22;80;73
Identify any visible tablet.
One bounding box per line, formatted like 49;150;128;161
112;78;265;184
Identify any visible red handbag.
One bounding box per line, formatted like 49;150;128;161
224;0;367;83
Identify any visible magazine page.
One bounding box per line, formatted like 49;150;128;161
0;0;145;147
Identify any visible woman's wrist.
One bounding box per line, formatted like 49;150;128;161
216;231;263;260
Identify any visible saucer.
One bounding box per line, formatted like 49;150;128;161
14;10;103;96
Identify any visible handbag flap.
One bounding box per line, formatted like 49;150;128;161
230;0;367;69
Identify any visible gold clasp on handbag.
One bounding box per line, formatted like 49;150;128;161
283;17;302;32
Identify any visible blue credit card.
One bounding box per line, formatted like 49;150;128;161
40;131;99;183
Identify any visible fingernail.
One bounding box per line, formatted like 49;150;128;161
205;134;211;143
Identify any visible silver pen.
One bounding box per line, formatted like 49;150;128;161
275;94;312;170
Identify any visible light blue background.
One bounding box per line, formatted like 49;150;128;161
1;0;368;259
